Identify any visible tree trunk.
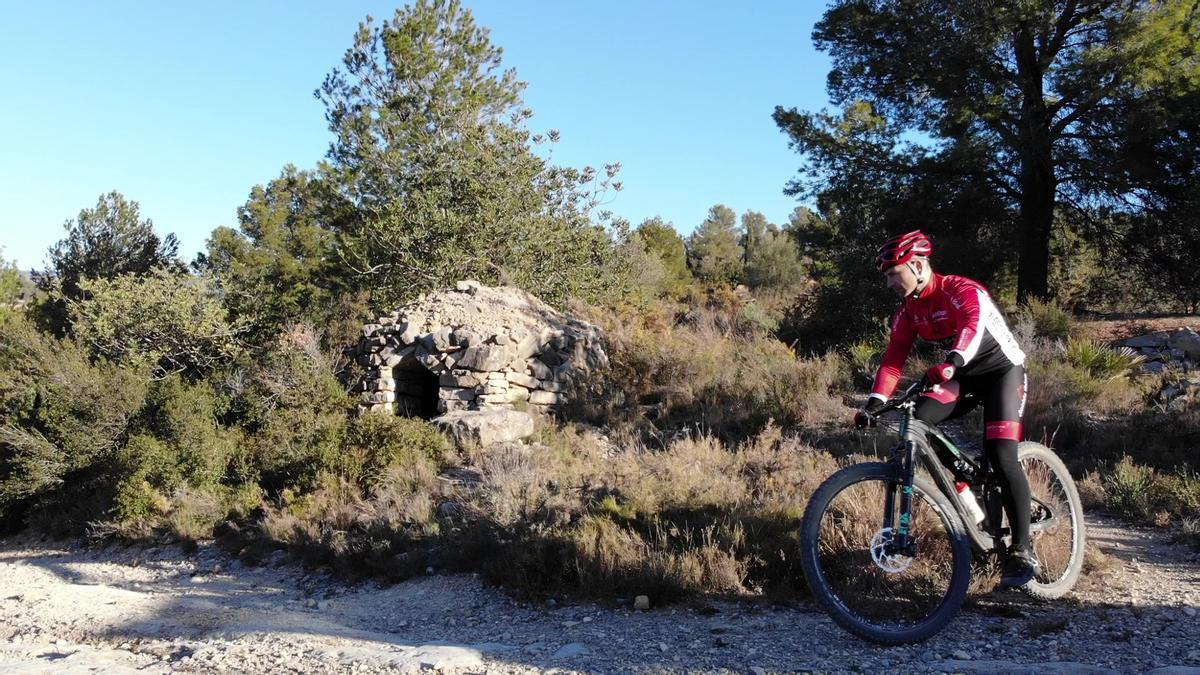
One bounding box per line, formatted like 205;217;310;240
1014;25;1055;304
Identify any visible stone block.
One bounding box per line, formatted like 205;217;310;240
539;379;565;393
361;391;396;404
398;322;421;345
1123;331;1172;349
529;390;565;405
437;399;472;414
371;377;396;392
455;279;481;294
513;333;541;360
506;372;540;389
431;326;455;351
457;344;514;371
382;344;417;368
438;387;476;401
433;409;535;448
1168;328;1200;360
452;328;480;348
418;352;446;372
440;370;483;388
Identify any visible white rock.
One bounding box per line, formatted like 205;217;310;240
433;409;535;447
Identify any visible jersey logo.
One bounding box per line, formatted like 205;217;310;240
932;310;948;320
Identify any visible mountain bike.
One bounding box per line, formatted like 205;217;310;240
798;380;1086;645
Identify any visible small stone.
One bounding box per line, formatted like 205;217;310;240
551;643;588;659
634;595;651;610
658;642;669;652
1183;606;1197;617
951;649;971;660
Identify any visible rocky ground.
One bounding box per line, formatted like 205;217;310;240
0;514;1197;674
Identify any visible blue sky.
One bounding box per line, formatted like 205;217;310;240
0;1;832;270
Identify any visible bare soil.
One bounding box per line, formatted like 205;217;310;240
1;513;1197;673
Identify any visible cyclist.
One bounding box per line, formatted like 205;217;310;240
854;230;1037;588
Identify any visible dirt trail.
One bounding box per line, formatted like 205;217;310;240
0;513;1197;674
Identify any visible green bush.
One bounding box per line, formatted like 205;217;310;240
341;414;451;488
68;269;244;377
1104;456;1159;522
234;327;351;493
0;315;149;521
1019;298;1076;341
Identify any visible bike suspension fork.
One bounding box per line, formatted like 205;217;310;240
893;439;918;554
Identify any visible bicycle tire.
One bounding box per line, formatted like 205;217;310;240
799;462;973;645
1016;441;1086;599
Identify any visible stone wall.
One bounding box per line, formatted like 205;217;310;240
1122;327;1200;411
349;281;608;418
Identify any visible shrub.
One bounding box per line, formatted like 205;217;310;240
233;326;350;493
0;315;149;524
1061;337;1144;380
1103;456;1159;522
591;296;848;441
1017;298;1076;341
68;269;244;377
341;414;450;488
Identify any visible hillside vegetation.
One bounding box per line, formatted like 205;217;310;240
2;0;1198;598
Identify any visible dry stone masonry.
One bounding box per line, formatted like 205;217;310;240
350;281;608;418
1122;327;1200;411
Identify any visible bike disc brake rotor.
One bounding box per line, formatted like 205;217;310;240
869;527;914;573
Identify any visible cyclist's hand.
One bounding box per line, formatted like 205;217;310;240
925;362;956;385
854;397;885;428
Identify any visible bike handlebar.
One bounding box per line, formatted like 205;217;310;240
865;377;930;420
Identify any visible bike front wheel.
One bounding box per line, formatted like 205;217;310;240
1018;442;1086;599
799;462;973;645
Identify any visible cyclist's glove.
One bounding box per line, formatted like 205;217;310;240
854;396;886;428
925;361;956;385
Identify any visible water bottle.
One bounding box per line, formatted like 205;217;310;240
955;481;985;524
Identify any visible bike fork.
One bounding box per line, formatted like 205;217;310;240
886;440;918;556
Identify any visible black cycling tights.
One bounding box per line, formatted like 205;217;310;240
912;365;1032;551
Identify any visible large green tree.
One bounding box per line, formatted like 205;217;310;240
777;0;1198;302
630;217;692;295
33;191;180;334
317;0;624;307
687;205;744;286
199;166;343;341
741;210;805;291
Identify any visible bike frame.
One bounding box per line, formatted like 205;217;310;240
875;383;1062;557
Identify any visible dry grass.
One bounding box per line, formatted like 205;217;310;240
812;478;961;623
584;298;848;441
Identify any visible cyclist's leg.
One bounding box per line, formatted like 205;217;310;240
913;380;977;425
982;365;1031;551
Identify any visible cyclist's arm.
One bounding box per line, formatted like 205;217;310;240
869;308;917;403
947;279;985;368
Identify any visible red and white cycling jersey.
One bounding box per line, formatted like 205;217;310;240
870;273;1025;401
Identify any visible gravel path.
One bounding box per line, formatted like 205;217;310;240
0;513;1197;674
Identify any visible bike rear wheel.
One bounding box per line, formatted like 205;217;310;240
1017;442;1086;599
799;462;972;645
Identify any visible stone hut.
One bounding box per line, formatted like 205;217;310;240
350;281;608;418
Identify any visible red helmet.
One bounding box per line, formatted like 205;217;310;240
876;230;933;270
